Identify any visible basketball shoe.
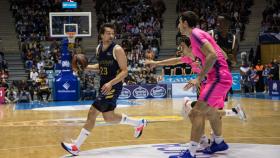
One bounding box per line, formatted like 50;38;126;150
232;104;247;121
197;136;211;151
61;142;80;156
169;150;196;158
202;140;229;154
134;119;148;138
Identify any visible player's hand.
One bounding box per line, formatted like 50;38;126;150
184;77;202;91
101;82;113;95
183;79;197;90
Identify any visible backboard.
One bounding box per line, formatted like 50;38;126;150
49;12;92;38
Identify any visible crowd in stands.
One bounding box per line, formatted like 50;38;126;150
261;0;280;33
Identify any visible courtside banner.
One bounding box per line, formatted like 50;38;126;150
269;80;280;96
171;83;197;98
119;84;167;99
0;87;5;104
160;73;241;91
160;75;197;83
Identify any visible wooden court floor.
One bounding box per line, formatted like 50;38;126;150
0;97;279;158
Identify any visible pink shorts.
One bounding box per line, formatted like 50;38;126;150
198;78;232;109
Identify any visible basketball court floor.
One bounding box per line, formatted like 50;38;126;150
0;93;280;158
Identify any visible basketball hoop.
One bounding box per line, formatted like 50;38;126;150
66;32;76;44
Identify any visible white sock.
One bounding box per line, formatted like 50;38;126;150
199;135;208;144
120;114;141;127
213;134;224;144
75;128;90;148
225;109;237;116
189;141;199;156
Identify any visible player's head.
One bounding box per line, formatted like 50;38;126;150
99;23;116;42
178;11;199;35
179;36;192;55
179;36;191;47
217;15;230;32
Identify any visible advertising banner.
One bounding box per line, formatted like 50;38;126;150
171;83;197;98
269;80;280;96
160;73;241;91
119;84;167;99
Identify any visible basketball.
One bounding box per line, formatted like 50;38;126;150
72;54;88;71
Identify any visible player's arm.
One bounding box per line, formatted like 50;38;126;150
109;46;128;86
221;49;228;60
199;42;217;80
86;64;99;70
147;57;183;66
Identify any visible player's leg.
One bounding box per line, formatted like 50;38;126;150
203;107;229;154
102;111;147;138
201;81;231;154
170;101;209;158
183;97;246;121
61;106;99;156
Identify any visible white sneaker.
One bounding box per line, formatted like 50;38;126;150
134;119;147;138
198;136;211;151
61;142;80;156
233;104;247;121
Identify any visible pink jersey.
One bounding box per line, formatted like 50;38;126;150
180;56;201;73
190;28;232;82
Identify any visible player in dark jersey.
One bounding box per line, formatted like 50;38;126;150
61;23;147;156
208;15;238;66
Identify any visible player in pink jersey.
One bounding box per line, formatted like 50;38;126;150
168;11;233;158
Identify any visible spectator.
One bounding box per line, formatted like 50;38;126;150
37;79;51;101
262;64;270;93
269;59;279;80
18;88;31;103
240;63;251;93
30;68;39;81
5;85;18;104
162;65;173;76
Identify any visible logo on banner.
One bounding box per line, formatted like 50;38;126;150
133;86;148;99
63;82;70;90
273;82;277;91
62;60;70;68
151;86;166;98
119;87;131;99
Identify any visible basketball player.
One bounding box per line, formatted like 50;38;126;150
61;23;147;156
208;15;238;67
169;11;233;158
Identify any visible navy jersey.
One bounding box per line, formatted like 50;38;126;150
97;42;122;90
163;65;173;75
214;30;235;54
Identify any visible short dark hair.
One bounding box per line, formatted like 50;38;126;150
180;36;191;47
99;23;116;35
180;11;199;28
